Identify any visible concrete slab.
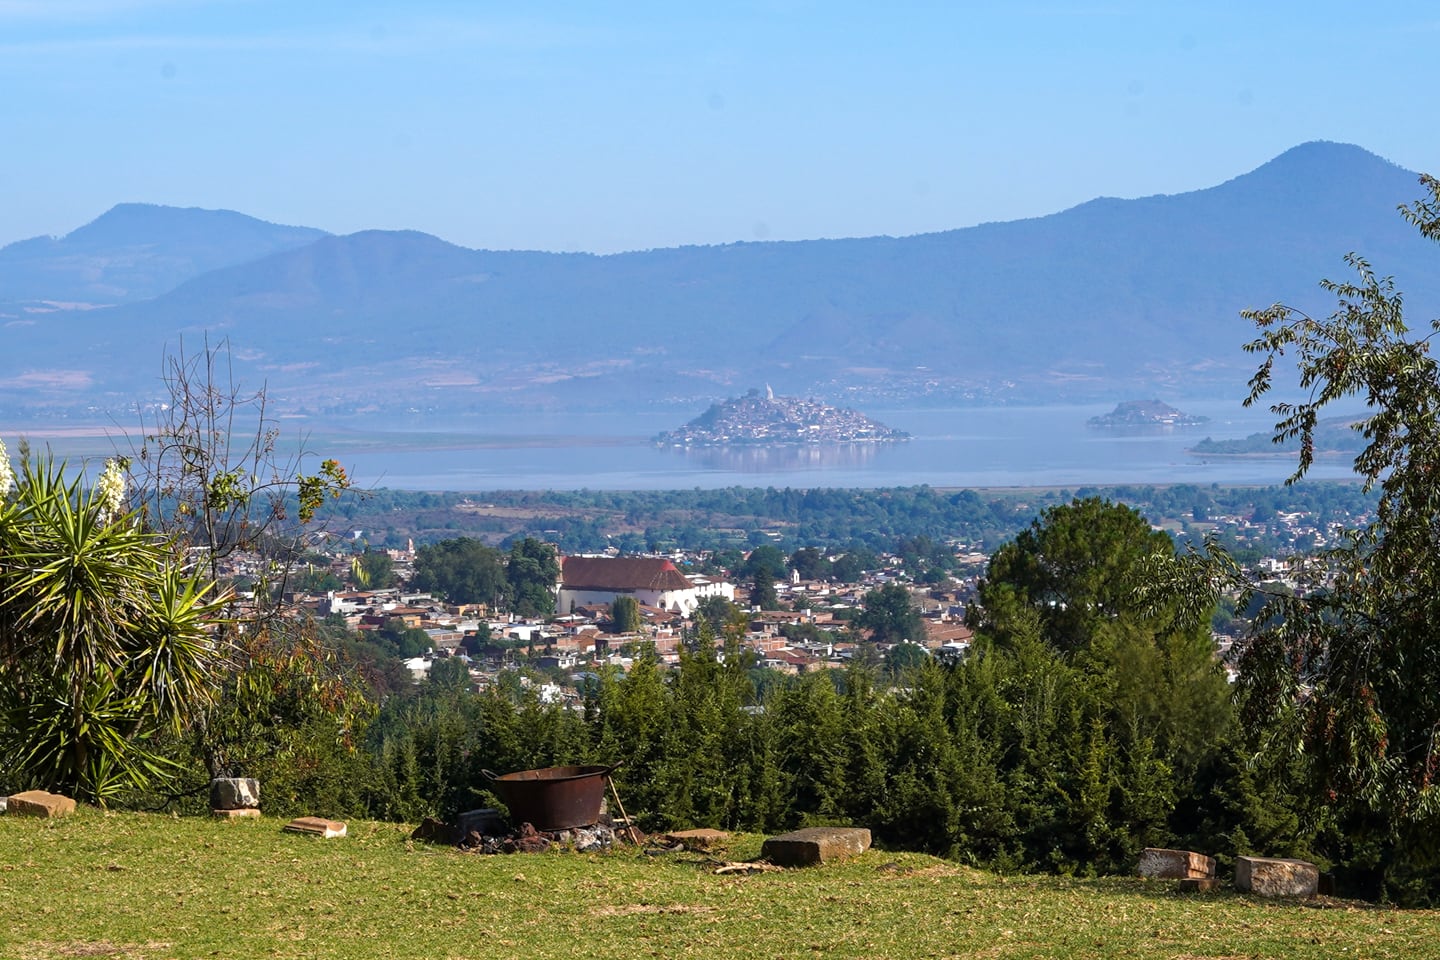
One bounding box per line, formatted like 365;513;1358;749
6;790;76;818
1235;856;1319;897
282;817;347;838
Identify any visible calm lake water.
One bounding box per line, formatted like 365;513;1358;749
10;400;1362;492
308;400;1362;491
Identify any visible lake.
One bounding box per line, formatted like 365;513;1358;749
298;400;1363;491
5;400;1363;491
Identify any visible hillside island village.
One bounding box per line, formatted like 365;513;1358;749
654;387;910;446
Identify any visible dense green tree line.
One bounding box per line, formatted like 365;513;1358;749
346;500;1317;881
328;481;1377;557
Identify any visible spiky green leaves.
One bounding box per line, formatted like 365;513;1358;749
0;451;227;803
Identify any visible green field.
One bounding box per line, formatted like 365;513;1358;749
2;810;1435;960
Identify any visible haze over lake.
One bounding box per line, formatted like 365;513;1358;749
303;401;1361;492
10;400;1364;492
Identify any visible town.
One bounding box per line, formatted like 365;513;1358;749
237;484;1362;708
283;548;975;702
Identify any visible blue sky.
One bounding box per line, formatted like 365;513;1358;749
2;1;1436;253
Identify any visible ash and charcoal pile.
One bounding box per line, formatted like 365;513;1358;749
411;808;641;855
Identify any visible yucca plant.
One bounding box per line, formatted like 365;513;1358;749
0;442;229;804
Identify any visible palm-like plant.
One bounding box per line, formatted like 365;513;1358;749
0;447;228;804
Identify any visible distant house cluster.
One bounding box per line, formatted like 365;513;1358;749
253;548;991;703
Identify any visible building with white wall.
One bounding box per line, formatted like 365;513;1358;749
556;556;733;616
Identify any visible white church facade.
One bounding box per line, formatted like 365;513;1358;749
556;556;734;616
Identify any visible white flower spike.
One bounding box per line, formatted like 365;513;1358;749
0;437;13;498
95;458;127;524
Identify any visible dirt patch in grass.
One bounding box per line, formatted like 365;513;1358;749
872;861;979;880
589;903;717;918
19;942;167;960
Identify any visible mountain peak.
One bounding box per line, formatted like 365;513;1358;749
67;203;327;247
1221;141;1413;198
0;204;332;305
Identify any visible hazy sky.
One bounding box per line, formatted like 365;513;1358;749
3;1;1437;253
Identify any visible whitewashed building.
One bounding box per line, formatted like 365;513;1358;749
556;556;734;616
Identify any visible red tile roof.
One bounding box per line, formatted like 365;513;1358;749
560;556;694;592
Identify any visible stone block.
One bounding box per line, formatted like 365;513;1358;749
209;777;260;810
282;817;347;838
7;790;76;818
1235;856;1319;897
1177;877;1225;893
664;828;730;851
212;807;262;819
1137;847;1215;880
761;827;871;867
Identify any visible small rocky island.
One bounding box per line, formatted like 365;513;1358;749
1190;416;1362;457
655;388;909;446
1088;399;1209;428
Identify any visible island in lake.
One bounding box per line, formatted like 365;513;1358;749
655;388;909;446
1088;399;1209;428
1190;417;1362;457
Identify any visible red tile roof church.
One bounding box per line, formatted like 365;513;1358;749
556;556;734;616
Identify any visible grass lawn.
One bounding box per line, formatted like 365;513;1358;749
2;809;1435;959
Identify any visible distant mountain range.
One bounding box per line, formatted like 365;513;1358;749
0;204;326;305
3;141;1437;421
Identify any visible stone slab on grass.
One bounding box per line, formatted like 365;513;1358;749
7;790;76;818
210;777;260;811
282;817;347;838
212;807;262;819
1235;856;1319;897
1137;847;1216;880
761;827;871;867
